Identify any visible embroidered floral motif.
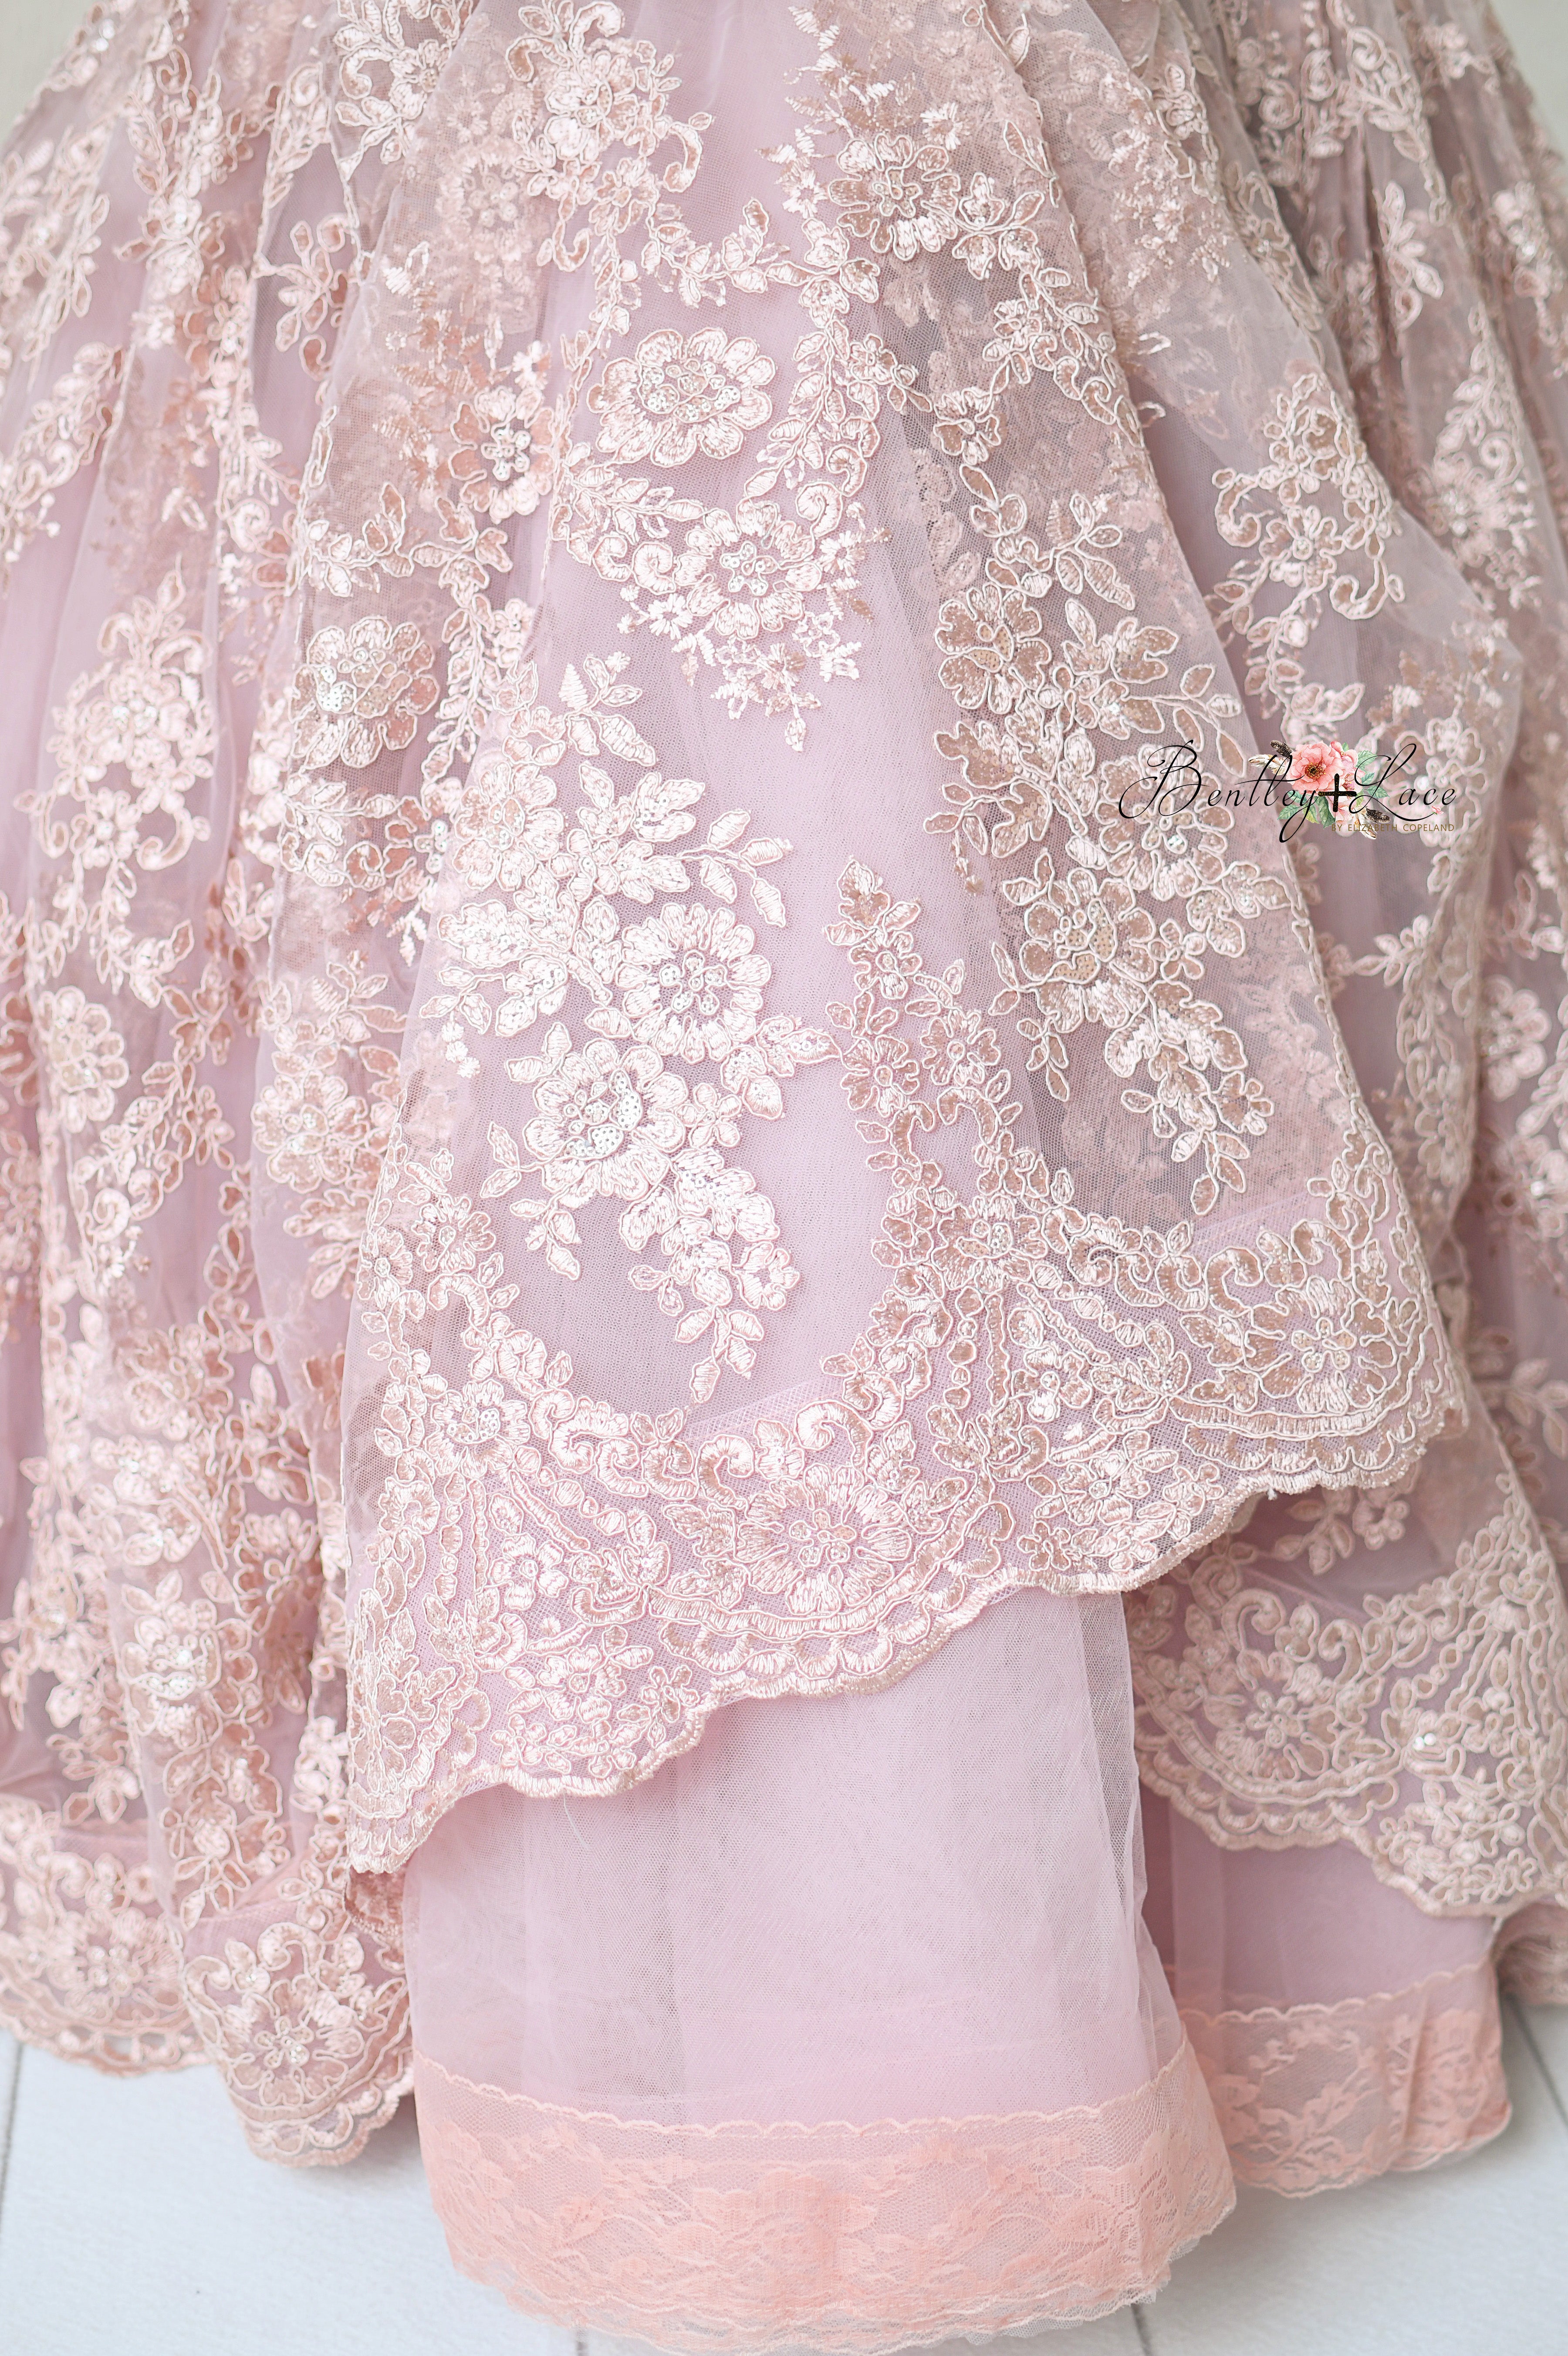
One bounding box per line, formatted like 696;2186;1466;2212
0;3;420;2163
344;856;1457;1863
254;956;405;1301
591;328;776;467
606;903;771;1066
1416;308;1542;610
412;652;827;1395
1220;0;1436;210
36;987;128;1132
1376;179;1444;330
0;1794;194;2072
1210;364;1399;737
451;344;554;524
27;564;212;1002
0;340;123;581
333;0;481;175
273;214;354;379
1488;180;1568;376
0;122;113;380
1129;1456;1568;1912
1478;974;1551;1103
936;583;1051;714
295;618;439;771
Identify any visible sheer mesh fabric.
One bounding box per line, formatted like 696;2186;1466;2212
405;1595;1233;2348
1142;1794;1520;2191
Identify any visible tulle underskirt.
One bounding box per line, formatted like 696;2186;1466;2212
402;1592;1539;2349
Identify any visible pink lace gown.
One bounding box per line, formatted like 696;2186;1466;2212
2;0;1568;2343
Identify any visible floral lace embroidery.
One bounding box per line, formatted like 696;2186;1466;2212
1467;1324;1568;1564
0;3;418;2159
179;1839;411;2163
1487;177;1568;376
1209;364;1399;738
1219;0;1437;210
0;340;123;583
1129;1459;1568;1912
0;900;39;1348
1415;305;1542;610
2;0;1563;2191
422;653;830;1398
0;1794;195;2072
490;0;884;748
1182;1962;1509;2193
346;858;1455;1863
0;120;113;383
1105;2;1568;1971
41;3;141;102
253;955;406;1304
334;0;483;176
813;3;1298;1214
590;328;776;467
1014;0;1522;1282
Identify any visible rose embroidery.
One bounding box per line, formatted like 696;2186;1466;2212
295;617;438;769
591;327;775;468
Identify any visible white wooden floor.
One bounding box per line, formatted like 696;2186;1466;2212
1;0;1567;2348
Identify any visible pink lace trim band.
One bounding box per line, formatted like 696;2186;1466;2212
1182;1960;1511;2194
415;1958;1516;2346
414;2039;1234;2354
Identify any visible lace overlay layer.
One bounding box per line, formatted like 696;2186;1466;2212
1129;1402;1568;1913
1093;0;1568;1949
0;0;445;2156
292;0;1514;1857
0;0;1565;2313
0;1801;194;2071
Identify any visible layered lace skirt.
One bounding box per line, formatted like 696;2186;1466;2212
4;0;1568;2343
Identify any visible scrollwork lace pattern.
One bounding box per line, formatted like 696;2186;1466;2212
1129;1443;1568;1913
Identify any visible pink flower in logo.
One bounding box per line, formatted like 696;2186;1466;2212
1288;738;1369;834
1289;739;1349;792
